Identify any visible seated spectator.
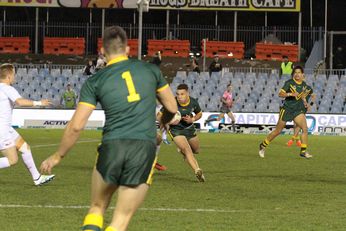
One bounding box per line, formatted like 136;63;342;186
191;57;200;74
209;54;222;76
83;60;95;76
150;51;162;67
95;53;107;71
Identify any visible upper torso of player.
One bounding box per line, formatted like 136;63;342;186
222;90;233;107
0;83;21;128
280;79;313;111
170;96;202;130
79;56;168;143
63;90;76;101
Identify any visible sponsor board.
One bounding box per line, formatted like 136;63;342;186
0;0;301;11
23;119;103;129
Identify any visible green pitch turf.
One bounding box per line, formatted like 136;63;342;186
1;129;346;231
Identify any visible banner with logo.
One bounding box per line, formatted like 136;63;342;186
0;0;301;11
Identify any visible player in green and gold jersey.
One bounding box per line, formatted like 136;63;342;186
40;26;178;231
259;66;313;159
158;83;205;182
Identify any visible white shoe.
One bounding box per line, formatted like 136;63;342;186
34;174;55;186
300;152;312;159
195;168;205;182
258;145;265;158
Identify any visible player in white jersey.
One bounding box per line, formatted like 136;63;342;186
0;63;55;186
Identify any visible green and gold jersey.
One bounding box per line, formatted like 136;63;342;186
280;79;313;112
164;97;202;130
79;56;168;143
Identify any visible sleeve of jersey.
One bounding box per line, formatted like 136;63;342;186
155;69;169;92
6;86;22;103
79;80;97;109
194;99;202;114
280;81;290;93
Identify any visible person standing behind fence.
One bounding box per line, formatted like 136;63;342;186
280;55;294;76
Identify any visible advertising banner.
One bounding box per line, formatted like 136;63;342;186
0;0;301;11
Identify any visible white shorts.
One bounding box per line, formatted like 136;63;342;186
0;126;20;150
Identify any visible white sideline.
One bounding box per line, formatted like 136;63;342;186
31;139;100;148
0;204;238;213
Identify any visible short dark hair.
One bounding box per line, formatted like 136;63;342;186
292;65;304;77
283;55;288;59
103;26;127;55
177;84;189;91
227;83;231;87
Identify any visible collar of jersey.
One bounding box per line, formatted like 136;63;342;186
178;97;190;107
293;78;302;85
107;56;128;66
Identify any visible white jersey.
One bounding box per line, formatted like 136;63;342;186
0;83;21;129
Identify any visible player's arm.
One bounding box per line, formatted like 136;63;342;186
40;103;94;174
15;98;51;107
156;85;177;125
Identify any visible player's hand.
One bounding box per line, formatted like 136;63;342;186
40;152;62;174
40;99;53;107
182;115;194;124
291;92;299;97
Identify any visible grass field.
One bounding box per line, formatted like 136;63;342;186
1;129;346;231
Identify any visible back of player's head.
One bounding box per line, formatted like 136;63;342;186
292;65;304;77
177;84;189;91
103;26;127;56
227;83;232;88
0;63;14;80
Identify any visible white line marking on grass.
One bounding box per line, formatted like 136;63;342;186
0;204;239;213
31;139;100;149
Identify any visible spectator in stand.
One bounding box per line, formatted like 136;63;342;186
95;53;107;72
191;57;200;74
280;55;294;76
209;54;222;76
60;83;77;109
151;51;162;67
83;60;96;76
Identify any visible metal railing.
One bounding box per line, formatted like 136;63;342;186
1;21;324;56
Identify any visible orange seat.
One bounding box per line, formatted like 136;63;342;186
0;37;30;54
202;41;244;59
147;40;190;57
44;37;85;55
255;43;298;62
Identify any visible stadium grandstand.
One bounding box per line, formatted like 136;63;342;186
1;0;346;230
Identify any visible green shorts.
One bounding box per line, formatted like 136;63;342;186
96;139;157;186
169;127;197;140
279;107;305;122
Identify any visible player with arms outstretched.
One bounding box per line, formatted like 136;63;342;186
40;26;177;231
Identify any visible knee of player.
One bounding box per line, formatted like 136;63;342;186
301;126;308;133
8;155;19;166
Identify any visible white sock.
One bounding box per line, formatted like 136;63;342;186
162;130;167;140
0;157;10;169
19;143;40;180
156;145;161;154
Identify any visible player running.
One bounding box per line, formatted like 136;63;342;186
0;63;55;186
259;66;313;159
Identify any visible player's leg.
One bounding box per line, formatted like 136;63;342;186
82;169;118;231
187;136;205;182
0;128;19;168
259;119;287;158
106;184;149;231
227;111;236;132
14;135;55;185
161;128;170;145
287;123;301;147
154;133;167;171
293;114;311;158
0;146;18;168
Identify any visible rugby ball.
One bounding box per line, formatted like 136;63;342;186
169;111;181;125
